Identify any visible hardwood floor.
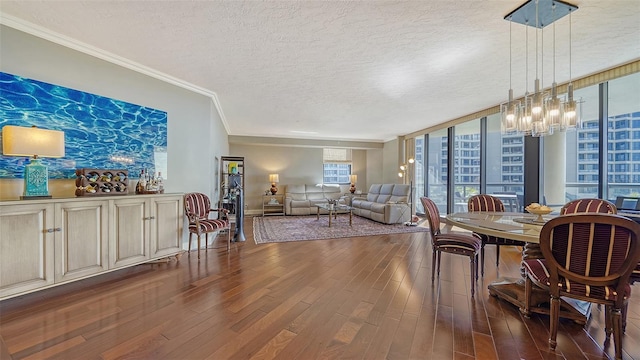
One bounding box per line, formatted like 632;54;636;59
1;216;639;359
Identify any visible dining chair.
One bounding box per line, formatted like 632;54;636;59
558;197;638;330
421;197;482;297
184;192;231;258
560;198;617;215
467;194;526;275
522;213;640;359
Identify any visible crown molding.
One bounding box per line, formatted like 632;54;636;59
0;14;230;135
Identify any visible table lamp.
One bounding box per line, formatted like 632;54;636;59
349;174;357;193
2;125;65;199
269;173;279;194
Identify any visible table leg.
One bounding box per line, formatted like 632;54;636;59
487;242;591;324
349;210;352;226
328;209;332;227
317;206;320;220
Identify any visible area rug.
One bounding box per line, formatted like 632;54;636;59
253;215;429;244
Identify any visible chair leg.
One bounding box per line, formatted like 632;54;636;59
205;234;209;252
188;233;193;253
469;256;475;297
437;251;442;278
612;307;623;360
549;295;560;350
523;275;532;317
605;305;613;338
622;301;628;333
480;243;486;276
475;253;479;280
431;249;437;282
495;245;500;267
197;234;201;259
227;225;231;250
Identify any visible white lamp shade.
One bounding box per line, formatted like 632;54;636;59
269;173;279;183
350;174;357;184
2;125;65;158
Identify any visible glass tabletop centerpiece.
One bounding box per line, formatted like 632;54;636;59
525;203;553;222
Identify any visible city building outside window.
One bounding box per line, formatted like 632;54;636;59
323;148;352;184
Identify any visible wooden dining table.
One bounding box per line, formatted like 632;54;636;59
445;211;591;323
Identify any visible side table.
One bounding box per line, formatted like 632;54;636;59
262;194;285;216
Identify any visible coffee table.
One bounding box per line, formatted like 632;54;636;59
316;203;354;227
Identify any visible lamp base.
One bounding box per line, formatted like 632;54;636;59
23;157;52;199
21;195;53;200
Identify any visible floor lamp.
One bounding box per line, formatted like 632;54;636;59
399;158;417;226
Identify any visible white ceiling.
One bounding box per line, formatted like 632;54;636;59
1;1;638;143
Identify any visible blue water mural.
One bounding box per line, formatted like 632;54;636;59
0;72;167;179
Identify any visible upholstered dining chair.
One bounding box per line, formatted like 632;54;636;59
468;194;526;275
421;197;482;297
184;192;231;258
559;197;638;331
560;198;617;215
523;213;640;360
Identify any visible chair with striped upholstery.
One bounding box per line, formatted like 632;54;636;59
421;197;482;297
523;213;640;359
184;192;231;259
468;194;526;275
560;198;617;215
559;197;639;331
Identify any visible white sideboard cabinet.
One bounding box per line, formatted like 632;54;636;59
0;194;183;300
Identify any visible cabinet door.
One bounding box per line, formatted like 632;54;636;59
0;203;55;299
150;195;184;258
55;200;109;282
110;198;149;268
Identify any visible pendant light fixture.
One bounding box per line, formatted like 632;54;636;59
545;3;563;129
501;0;579;137
562;9;581;130
501;17;520;134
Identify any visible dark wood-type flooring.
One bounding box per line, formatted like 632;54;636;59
1;216;639;359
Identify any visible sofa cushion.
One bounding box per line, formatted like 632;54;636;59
380;184;395;194
305;184;324;193
287;184;306;194
370;202;386;213
368;184;382;194
353;199;373;210
288;193;307;201
290;199;310;207
307;192;326;200
285;185;307;201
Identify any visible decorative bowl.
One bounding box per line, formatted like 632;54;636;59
525;205;553;222
525;207;553;215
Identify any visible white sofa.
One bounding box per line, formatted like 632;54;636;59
351;184;411;224
284;184;349;215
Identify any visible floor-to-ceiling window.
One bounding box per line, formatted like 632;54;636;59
487;112;525;211
418;70;639;214
607;72;640;199
453;119;481;211
426;128;448;213
414;136;425;214
540;72;640;209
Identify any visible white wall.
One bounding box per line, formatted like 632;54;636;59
0;25;229;200
382;138;402;184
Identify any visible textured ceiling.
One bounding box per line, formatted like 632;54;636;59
1;1;639;142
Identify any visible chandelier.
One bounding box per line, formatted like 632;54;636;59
501;0;581;137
